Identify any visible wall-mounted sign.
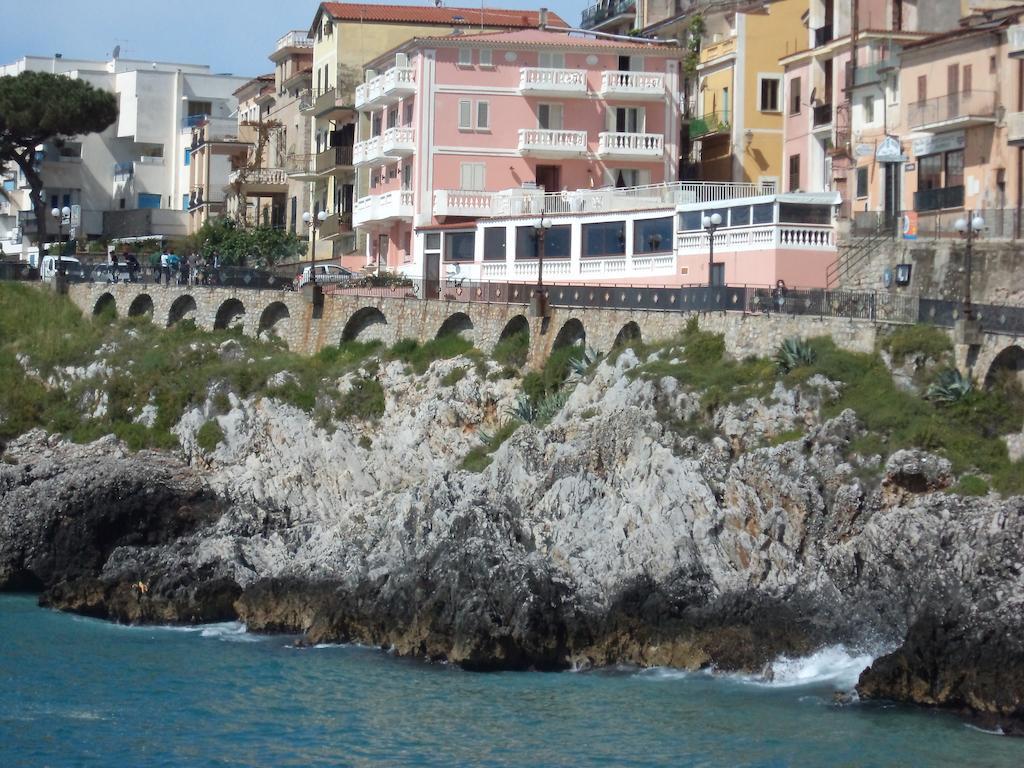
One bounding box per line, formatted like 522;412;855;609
912;131;965;157
902;211;918;240
876;135;906;162
854;143;874;158
895;263;912;286
904;163;916;171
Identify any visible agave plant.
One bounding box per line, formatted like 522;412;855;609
535;390;571;424
506;393;537;424
775;337;817;373
567;346;599;379
926;368;973;404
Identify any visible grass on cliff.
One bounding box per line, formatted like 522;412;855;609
879;324;954;365
461;419;521;472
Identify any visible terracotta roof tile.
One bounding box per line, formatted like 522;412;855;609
320;3;565;28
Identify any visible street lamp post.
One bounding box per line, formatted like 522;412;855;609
532;211;553;317
302;209;329;287
50;205;71;276
702;212;722;287
953;211;984;322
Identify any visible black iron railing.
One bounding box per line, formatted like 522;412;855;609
914;186;964;213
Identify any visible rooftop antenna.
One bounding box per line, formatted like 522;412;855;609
112;45;121;59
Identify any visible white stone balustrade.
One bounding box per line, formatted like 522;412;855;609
519;67;588;96
600;71;664;99
597;132;664;159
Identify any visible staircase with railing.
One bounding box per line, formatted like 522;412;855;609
825;221;893;289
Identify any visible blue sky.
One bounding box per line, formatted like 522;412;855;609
2;0;583;77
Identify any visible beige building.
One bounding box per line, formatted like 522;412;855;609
305;2;565;265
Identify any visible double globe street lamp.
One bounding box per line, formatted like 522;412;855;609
531;211;553;317
302;209;329;289
953;211;984;323
702;212;722;288
51;205;72;276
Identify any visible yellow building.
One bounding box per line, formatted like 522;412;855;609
645;0;806;188
306;2;563;264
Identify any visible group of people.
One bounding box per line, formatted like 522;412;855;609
151;248;222;286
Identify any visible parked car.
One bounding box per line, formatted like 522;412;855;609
294;264;355;289
40;255;86;282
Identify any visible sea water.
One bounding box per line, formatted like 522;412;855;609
1;595;1021;767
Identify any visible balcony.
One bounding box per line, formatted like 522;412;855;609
353;136;386;167
519;67;588;97
689;112;730;139
908;91;997;131
352;189;414;226
676;223;835;254
699;38;736;65
517;129;588;157
813;24;834;48
600;71;664;100
381;126;415;157
597;132;663;159
580;0;636;30
316;146;354;175
812;103;833;128
227;167;288;188
1009;25;1024;57
316;212;353;241
1008;112;1024;144
434;190;496;218
113;161;134;180
354;66;416;110
913;186;964;213
306;88;350;118
284;153;316;180
274;30;313;53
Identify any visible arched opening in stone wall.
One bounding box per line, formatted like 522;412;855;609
127;294;154;318
258;302;290;341
436;312;474;341
342;307;388;343
92;292;116;319
167;295;198;327
612;321;642;349
984;344;1024;390
498;314;529;344
552;318;586;351
214;298;246;331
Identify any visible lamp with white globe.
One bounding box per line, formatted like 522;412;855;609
531;211;553;317
302;209;329;288
702;212;722;288
50;205;72;276
953;211;984;322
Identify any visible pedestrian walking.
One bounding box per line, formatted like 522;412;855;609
159;248;170;285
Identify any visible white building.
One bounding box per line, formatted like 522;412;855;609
0;54;249;257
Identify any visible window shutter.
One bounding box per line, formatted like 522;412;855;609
477;101;489;129
458;100;471;129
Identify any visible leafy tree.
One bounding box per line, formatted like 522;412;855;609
0;71;118;253
184;217;305;269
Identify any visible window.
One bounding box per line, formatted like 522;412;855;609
403;101;414;125
779;204;831;224
458;48;473;67
479;48;493;67
788;154;800;192
538;104;563;130
945;149;964;188
458;99;472;129
856;166;869;198
611;106;644;133
863;96;875;124
425;232;441;250
387;108;398;129
460;162;485;190
138;193;161;209
790;76;801;114
729;205;751;227
722;87;730;122
752;203;773;224
917;154;942;191
184;148;191;166
515;225;570;259
402;163;412;190
917;75;927;103
445;231;475;261
371;113;382;136
758;76;781;112
476;101;490;130
483;227;506;260
582;221;626;257
538;52;565;69
962;64;972;94
633;217;673;253
607;168;649;188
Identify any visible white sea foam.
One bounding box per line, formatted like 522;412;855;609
756;645;880;690
964;724;1005;737
199;622;262;642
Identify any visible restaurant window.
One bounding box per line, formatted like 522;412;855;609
582;221;626;257
445;231;476;261
752;203;774;224
633;217;673;253
779;203;831;225
917;154;943;191
729;205;751;227
515;225;571;259
483;227;506;260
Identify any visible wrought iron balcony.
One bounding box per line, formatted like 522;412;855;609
907;91;996;130
812;103;833;127
913;186;964;212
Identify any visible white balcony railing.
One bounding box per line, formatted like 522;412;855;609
355;66;416;109
1010;25;1024;57
352;189;414;226
519;67;588;96
517;128;588;156
353;136;385;166
381;125;415;156
597;132;664;158
434;190;496;217
275;30;313;51
479;254;675;282
677;224;835;254
1009;112;1024;143
600;71;665;99
227;167;288;186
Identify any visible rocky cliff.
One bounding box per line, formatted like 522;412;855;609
1;349;1022;731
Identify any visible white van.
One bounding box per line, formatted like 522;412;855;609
40;255;85;281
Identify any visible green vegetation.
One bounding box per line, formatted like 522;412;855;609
195;420;225;453
951;474;990;496
880;324;953;365
491;328;529;369
334;377;385;421
926;369;972;404
183;217;306;269
386;335;476;374
767;428;806;446
441;367;468;387
461;419;521;472
774;337;817;373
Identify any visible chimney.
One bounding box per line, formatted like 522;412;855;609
539;7;548;28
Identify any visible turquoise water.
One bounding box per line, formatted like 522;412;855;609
1;595;1022;767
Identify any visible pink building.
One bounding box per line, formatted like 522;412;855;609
351;28;683;276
